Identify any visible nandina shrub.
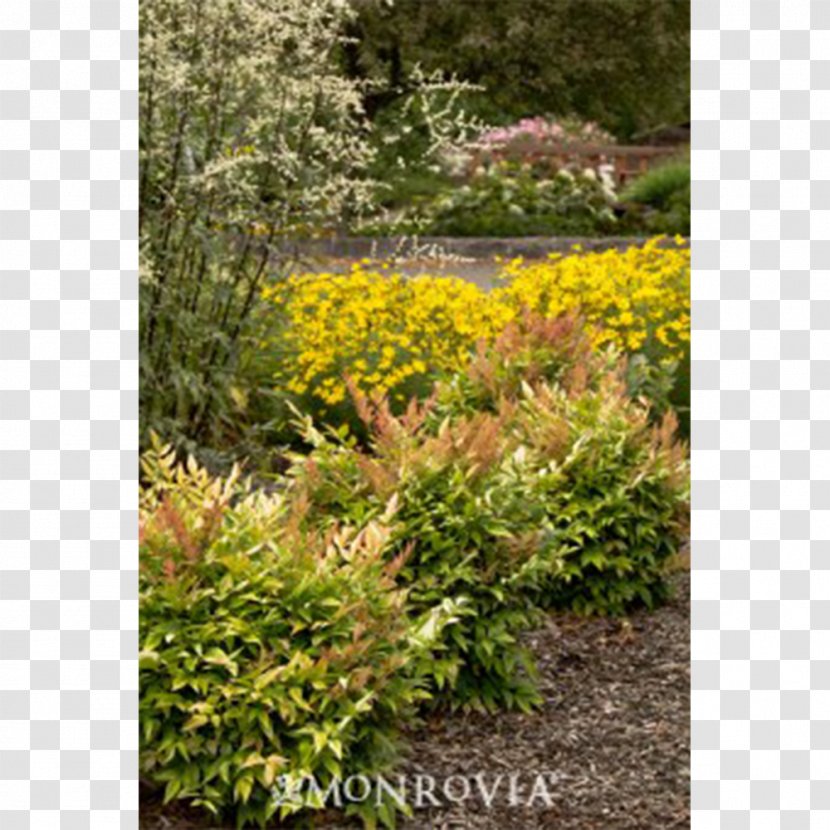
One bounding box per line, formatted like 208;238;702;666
434;326;689;615
288;396;552;714
285;318;688;715
432;313;613;418
513;379;689;615
139;441;451;829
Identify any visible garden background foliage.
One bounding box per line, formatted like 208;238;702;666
343;0;690;140
140;0;690;456
140;0;475;453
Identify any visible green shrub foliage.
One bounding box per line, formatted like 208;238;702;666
287;316;688;708
433;318;690;615
518;383;688;614
288;399;551;713
361;163;618;238
138;318;689;827
621;158;691;236
139;441;451;828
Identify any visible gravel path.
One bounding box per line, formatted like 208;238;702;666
140;572;689;829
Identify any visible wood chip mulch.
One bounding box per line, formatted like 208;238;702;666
140;572;689;830
394;571;690;829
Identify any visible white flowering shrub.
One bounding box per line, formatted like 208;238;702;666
140;0;474;452
359;161;618;238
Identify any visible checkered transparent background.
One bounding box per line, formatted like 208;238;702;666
1;0;827;826
691;0;830;826
0;0;139;827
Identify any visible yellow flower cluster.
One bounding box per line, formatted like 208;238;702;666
263;238;689;409
492;237;690;355
263;263;513;406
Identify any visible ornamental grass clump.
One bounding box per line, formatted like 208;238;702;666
287;395;552;714
139;440;452;829
621;158;691;236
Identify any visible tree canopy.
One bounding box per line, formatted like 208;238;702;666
345;0;690;141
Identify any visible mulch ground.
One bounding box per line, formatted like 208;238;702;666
392;570;690;829
140;572;689;830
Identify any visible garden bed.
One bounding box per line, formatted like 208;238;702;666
139;571;689;829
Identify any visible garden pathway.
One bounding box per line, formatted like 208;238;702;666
288;235;662;291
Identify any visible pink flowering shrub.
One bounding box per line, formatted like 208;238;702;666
476;116;615;150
